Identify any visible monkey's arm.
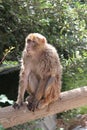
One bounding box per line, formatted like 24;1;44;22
13;68;29;108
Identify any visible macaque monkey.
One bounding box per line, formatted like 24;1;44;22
13;33;62;111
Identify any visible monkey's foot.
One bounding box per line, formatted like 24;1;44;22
13;101;23;109
27;98;39;112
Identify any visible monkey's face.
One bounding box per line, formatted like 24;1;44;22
25;33;47;55
26;39;36;52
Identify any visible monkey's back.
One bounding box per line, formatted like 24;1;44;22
36;43;62;78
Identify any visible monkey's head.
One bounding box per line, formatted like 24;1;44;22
25;33;47;55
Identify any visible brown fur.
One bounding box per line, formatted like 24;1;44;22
13;33;62;111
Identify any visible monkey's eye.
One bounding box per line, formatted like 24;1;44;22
27;39;31;43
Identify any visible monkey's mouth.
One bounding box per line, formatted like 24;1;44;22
27;47;31;51
26;49;32;54
26;47;34;55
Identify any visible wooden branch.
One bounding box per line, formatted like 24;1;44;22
0;65;20;75
0;86;87;128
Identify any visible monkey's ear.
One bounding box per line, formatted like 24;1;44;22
41;38;47;44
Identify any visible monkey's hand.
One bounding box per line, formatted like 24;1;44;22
27;98;39;112
13;100;23;109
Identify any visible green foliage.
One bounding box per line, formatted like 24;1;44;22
57;128;64;130
0;60;19;73
0;0;87;60
78;106;87;114
0;125;5;130
62;50;87;91
2;60;18;66
35;128;43;130
0;46;15;64
61;109;80;120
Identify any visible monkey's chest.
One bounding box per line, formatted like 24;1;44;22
27;63;42;79
28;57;52;78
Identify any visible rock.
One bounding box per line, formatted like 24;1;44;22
73;126;87;130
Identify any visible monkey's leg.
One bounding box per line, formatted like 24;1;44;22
26;72;40;111
38;76;61;109
27;78;47;111
27;72;39;94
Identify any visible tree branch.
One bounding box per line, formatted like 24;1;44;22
0;86;87;128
